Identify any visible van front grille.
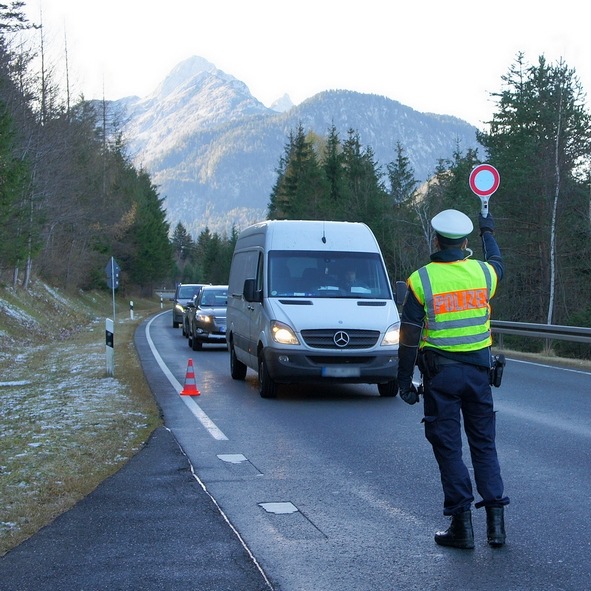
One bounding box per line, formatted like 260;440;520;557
301;329;380;349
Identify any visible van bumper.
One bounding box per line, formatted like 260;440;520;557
262;347;398;384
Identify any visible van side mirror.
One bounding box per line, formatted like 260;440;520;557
243;278;262;303
395;280;407;306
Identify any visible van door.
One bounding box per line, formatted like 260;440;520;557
247;251;265;365
228;248;260;366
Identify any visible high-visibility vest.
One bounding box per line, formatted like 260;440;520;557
408;259;497;352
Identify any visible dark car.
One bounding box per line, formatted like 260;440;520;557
171;283;205;328
187;285;228;350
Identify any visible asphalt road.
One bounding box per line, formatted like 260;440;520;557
2;310;590;590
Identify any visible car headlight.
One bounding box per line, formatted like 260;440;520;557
196;314;213;324
175;304;185;313
381;323;400;346
271;321;299;345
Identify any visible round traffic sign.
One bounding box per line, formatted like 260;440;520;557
469;164;500;197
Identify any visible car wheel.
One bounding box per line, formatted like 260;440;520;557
378;380;399;397
258;354;277;399
230;342;247;380
191;334;203;351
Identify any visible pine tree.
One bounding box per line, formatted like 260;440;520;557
0;102;30;274
387;142;418;205
171;222;194;261
267;123;328;220
322;124;348;216
478;53;591;324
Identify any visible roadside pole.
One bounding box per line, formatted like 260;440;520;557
105;257;120;376
105;318;114;376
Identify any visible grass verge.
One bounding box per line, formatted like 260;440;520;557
0;282;163;556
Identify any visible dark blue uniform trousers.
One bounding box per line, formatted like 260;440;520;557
422;362;509;516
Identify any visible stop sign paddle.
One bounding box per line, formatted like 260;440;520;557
469;164;500;217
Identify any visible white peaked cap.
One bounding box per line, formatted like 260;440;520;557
431;209;474;239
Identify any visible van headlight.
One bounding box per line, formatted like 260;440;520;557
271;321;299;345
381;323;400;346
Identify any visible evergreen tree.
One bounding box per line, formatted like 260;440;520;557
387;142;418;205
322;124;348;216
171;222;194;261
478;53;591;324
341;129;389;226
125;169;172;293
0;102;30;275
267;123;328;220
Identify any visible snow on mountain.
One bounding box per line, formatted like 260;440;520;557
270;93;294;112
121;56;270;168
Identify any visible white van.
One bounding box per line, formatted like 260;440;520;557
226;220;401;398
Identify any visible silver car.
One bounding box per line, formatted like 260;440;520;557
187;285;229;350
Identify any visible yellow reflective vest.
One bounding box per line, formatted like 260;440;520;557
408;259;497;352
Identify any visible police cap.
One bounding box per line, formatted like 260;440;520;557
431;209;473;242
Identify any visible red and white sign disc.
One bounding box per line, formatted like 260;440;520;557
469;164;500;197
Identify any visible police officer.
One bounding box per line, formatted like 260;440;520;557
397;208;509;549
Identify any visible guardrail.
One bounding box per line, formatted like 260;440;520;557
491;320;591;345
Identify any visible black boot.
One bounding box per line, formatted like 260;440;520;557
486;506;506;547
434;510;475;549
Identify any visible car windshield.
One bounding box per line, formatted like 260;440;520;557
179;285;201;298
268;251;391;299
199;289;228;307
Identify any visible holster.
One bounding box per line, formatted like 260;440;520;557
489;354;506;387
417;349;439;380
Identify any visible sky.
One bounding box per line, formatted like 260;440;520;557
20;0;591;129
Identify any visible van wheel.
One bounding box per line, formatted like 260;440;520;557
258;355;277;399
378;380;398;397
230;342;247;380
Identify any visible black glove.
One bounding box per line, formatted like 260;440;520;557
478;212;495;235
400;383;420;405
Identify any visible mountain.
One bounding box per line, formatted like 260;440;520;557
116;56;482;237
270;93;294;112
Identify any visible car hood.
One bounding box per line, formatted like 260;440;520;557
197;306;227;315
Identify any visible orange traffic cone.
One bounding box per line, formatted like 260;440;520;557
180;359;201;396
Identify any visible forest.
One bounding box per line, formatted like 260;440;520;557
2;3;591;346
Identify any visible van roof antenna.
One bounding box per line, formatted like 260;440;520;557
322;222;327;243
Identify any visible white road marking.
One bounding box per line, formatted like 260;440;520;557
218;454;248;464
259;502;299;514
145;313;228;441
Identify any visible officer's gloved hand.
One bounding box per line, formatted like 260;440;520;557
399;383;419;405
479;212;495;235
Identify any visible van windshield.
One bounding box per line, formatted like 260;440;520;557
268;251;392;299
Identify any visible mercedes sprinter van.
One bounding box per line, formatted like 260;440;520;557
226;220;400;398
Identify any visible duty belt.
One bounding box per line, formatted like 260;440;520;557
435;355;463;365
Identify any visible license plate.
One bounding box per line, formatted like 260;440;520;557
219;326;226;333
322;366;361;378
